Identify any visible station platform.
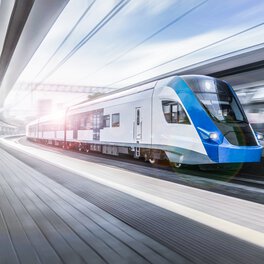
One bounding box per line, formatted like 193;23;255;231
0;139;264;264
0;148;182;264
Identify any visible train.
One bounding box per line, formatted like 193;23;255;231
26;75;263;167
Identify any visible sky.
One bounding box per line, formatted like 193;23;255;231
4;0;264;119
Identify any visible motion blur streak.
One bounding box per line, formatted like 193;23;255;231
1;137;264;249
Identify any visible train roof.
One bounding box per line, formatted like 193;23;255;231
27;112;65;126
68;74;219;111
68;80;159;112
27;74;217;126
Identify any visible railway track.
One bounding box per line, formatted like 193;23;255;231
2;135;264;205
231;176;264;189
7;135;264;192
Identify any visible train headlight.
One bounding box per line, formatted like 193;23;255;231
209;132;218;140
256;132;264;141
198;127;221;143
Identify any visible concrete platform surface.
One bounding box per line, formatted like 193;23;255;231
0;148;184;264
0;139;264;264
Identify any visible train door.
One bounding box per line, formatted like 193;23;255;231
134;107;142;141
92;109;103;140
73;116;78;140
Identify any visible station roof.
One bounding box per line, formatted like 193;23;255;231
0;0;69;108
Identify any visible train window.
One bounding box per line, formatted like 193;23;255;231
162;103;171;123
162;101;190;124
196;92;246;123
182;76;248;124
103;115;110;127
57;124;63;130
75;112;91;130
171;104;178;123
178;104;190;124
85;114;93;129
79;116;86;130
182;76;227;94
112;113;120;127
93;110;104;129
43;123;48;131
66;116;73;130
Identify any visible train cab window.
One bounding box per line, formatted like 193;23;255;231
162;101;190;124
182;76;247;124
112;113;120;127
103;115;110;128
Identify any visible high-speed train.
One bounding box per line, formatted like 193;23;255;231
26;75;263;167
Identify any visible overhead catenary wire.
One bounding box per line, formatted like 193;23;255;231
78;0;208;82
7;0;97;110
9;2;264;113
33;0;97;81
39;0;131;84
10;0;130;109
108;21;264;87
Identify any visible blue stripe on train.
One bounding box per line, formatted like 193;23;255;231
168;76;262;163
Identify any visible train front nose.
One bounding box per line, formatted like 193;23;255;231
175;75;263;164
216;123;263;163
218;137;263;163
197;127;263;163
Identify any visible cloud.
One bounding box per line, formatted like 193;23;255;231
6;0;264;120
99;24;264;87
124;0;179;15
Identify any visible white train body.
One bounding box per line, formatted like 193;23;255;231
26;75;263;165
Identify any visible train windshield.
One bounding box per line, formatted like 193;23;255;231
182;76;248;124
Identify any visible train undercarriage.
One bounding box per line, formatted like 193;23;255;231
28;138;171;165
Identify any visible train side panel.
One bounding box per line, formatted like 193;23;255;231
66;88;153;145
151;83;209;164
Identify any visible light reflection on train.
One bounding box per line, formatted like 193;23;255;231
26;75;263;168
